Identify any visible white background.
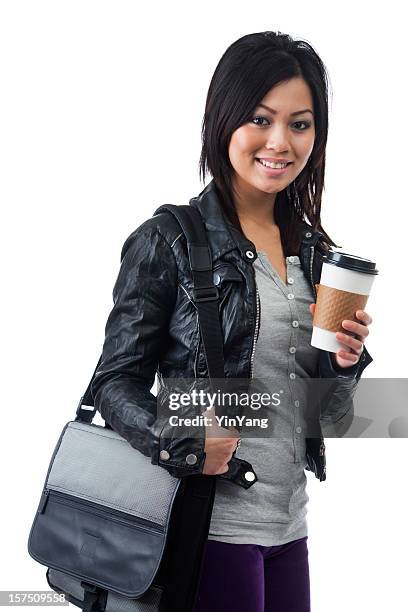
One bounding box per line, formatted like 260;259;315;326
1;1;406;611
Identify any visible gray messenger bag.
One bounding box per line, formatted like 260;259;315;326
27;203;233;612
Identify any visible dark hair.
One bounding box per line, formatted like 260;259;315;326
198;30;340;255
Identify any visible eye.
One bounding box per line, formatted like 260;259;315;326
251;115;269;126
251;116;312;131
292;121;312;131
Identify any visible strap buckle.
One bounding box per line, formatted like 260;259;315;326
81;581;98;593
192;286;219;302
75;396;95;423
80;581;108;612
80;581;101;612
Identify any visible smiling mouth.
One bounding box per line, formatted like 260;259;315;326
255;159;294;175
255;158;294;169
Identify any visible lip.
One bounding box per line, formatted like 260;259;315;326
255;158;293;176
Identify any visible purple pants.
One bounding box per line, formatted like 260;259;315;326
194;536;310;612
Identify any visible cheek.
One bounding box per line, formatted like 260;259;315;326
304;131;316;158
295;134;315;166
229;127;258;161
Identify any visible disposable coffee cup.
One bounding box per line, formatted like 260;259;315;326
311;250;378;353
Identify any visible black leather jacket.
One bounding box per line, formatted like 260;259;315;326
91;179;373;488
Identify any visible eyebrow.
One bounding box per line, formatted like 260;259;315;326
256;103;314;116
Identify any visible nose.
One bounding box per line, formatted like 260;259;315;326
264;126;290;153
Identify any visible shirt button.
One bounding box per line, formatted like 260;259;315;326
289;346;296;354
288;256;295;263
214;273;221;286
160;450;170;461
287;293;294;300
294;400;300;407
186;453;198;465
292;320;299;328
245;250;255;259
287;277;294;284
296;426;302;434
305;231;312;238
289;372;296;380
244;471;256;482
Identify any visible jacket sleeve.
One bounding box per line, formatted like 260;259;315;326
316;344;373;436
90;224;207;478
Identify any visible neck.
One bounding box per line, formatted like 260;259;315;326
232;178;279;228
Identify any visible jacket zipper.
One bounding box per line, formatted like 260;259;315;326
249;280;260;378
309;245;317;301
194;313;200;377
309;243;326;466
38;488;163;533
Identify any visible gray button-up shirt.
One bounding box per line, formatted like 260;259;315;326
207;252;321;546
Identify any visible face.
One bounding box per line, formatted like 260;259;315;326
228;77;316;206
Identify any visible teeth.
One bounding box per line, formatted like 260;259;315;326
258;159;289;169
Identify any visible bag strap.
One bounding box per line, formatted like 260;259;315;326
153;204;225;379
150;205;221;611
75;203;225;423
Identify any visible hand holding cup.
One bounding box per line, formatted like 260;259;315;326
309;303;373;368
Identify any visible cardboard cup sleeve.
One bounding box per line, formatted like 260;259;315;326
313;284;368;333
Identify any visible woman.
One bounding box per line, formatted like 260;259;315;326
91;31;374;612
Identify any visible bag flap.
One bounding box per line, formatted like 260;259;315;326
28;421;181;598
47;422;180;525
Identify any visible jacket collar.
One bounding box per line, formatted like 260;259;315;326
189;180;239;261
189;179;324;263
